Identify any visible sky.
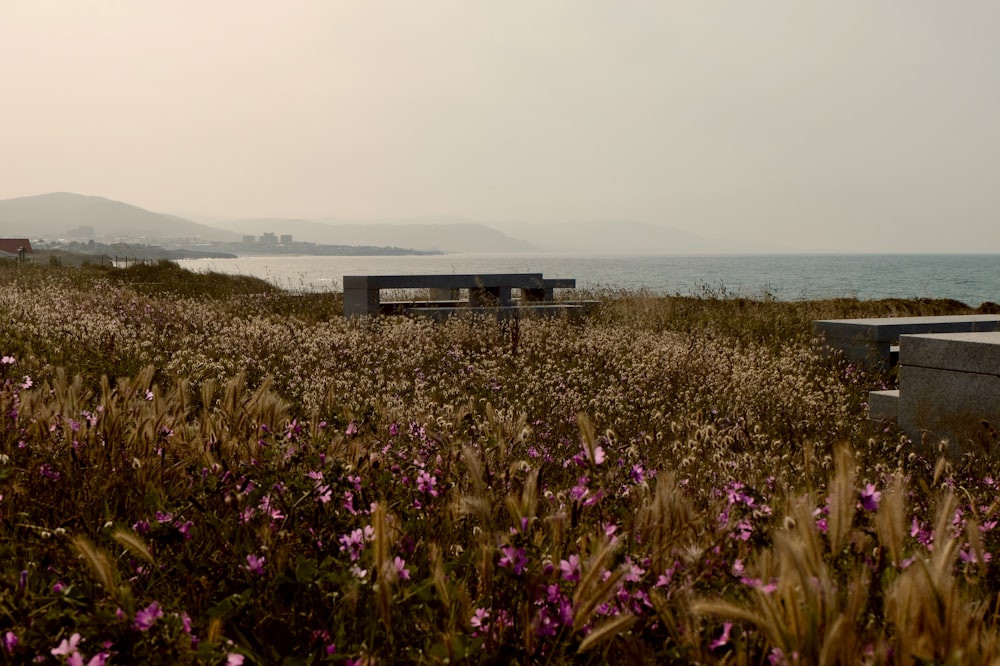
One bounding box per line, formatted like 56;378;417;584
3;2;1000;252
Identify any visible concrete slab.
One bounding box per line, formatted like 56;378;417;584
901;331;1000;375
813;315;1000;367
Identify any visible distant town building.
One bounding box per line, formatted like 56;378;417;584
0;239;32;261
243;235;256;245
260;232;277;245
280;234;293;245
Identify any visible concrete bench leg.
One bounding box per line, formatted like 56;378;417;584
470;287;512;307
344;288;380;317
522;287;553;302
429;288;459;301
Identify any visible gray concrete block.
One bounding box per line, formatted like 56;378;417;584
901;331;1000;375
899;334;1000;453
868;390;899;422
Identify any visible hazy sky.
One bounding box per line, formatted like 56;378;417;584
3;2;1000;251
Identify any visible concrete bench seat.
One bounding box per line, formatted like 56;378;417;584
869;331;1000;453
343;273;587;318
814;315;1000;368
401;303;593;321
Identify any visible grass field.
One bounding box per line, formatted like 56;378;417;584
2;260;999;664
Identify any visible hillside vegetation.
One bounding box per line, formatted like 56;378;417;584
1;260;999;664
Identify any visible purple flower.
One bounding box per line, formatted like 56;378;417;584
51;633;82;657
393;556;410;580
39;463;60;480
499;545;528;575
710;622;733;650
416;470;439;496
560;554;581;581
733;519;753;541
339;528;366;561
245;553;266;575
134;601;163;631
3;631;17;653
860;484;881;511
470;607;490;632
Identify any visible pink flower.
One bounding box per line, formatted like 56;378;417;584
560;554;581;581
710;622;733;650
499;545;528;575
339;529;366;561
470;607;490;631
859;484;881;511
52;633;82;657
393;556;410;580
245;553;266;575
226;654;245;666
416;470;438;496
134;601;163;631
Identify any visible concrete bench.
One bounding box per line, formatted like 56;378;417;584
343;273;589;318
869;331;1000;453
813;315;1000;368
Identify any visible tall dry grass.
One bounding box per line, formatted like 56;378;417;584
0;263;998;663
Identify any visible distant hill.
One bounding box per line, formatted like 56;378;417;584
0;193;239;242
0;192;779;254
214;216;537;253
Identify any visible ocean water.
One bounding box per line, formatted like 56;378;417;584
175;253;1000;307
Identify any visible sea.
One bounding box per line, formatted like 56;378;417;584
175;253;1000;308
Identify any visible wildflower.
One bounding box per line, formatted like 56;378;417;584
910;517;933;546
570;476;590;502
470;607;490;631
21;376;32;390
51;633;82;657
244;553;266;575
499;545;528;575
559;554;581;581
226;654;245;666
134;601;163;631
3;631;16;653
339;529;366;561
175;519;194;540
960;548;992;564
709;622;733;650
393;556;410;580
859;483;881;511
0;356;14;365
733;519;753;541
39;463;60;480
416;470;439;496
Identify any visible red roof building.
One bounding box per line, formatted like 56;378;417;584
0;239;32;256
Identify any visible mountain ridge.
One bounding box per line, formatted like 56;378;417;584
0;192;773;254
